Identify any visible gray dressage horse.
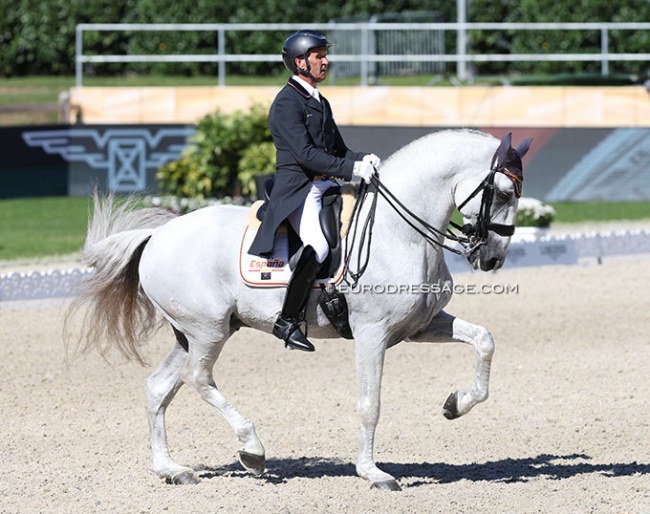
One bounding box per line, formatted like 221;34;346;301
67;129;531;491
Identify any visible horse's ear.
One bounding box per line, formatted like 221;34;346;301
494;132;512;162
515;138;533;158
498;132;512;153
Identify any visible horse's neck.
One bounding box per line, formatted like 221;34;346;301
363;163;456;281
377;162;456;240
359;131;495;281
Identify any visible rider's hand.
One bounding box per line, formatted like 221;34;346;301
363;153;381;169
353;159;375;184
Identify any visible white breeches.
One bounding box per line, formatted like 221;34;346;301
288;179;336;263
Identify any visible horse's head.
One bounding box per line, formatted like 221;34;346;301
456;132;533;271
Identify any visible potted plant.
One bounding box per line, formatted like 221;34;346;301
514;197;556;240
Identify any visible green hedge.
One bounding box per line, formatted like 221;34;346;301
157;104;274;199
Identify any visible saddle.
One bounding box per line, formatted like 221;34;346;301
241;178;356;339
245;178;356;280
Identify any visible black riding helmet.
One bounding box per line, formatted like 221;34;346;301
281;30;333;75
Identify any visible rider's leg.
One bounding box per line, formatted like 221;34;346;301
290;179;334;264
272;180;333;351
273;245;321;351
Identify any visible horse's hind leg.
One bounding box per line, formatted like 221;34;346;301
180;330;266;478
147;327;266;485
145;342;198;484
407;310;495;420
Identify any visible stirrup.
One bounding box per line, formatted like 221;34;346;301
273;318;315;352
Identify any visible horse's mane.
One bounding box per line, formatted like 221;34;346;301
383;128;497;175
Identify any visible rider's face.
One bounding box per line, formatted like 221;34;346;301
296;46;329;85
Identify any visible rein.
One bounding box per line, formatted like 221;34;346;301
343;159;518;287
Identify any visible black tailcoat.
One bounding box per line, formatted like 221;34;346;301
248;77;366;258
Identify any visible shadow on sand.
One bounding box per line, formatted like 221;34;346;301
196;453;650;488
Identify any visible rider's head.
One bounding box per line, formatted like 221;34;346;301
282;30;332;84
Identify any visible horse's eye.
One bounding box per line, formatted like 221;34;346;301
497;189;512;201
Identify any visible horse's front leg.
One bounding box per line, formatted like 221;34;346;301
354;331;402;491
407;310;495;420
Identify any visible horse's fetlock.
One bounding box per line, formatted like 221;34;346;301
235;421;254;441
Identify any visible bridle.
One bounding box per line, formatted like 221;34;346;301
343;154;522;287
452;154;523;253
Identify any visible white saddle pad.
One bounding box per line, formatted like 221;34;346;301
239;226;344;288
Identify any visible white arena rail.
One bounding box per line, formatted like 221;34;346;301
75;22;650;87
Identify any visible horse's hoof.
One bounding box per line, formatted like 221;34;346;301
171;470;200;485
443;392;461;420
238;450;266;475
371;479;402;491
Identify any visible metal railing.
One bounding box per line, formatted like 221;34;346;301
75;22;650;87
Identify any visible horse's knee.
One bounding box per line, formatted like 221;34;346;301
357;396;380;425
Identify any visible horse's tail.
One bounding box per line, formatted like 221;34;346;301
65;194;178;365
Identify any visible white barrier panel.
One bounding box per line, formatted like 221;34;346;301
446;229;650;274
0;268;93;302
571;230;650;258
1;229;648;302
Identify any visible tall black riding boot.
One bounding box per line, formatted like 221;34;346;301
273;246;321;352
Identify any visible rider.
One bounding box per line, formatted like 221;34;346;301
248;29;380;352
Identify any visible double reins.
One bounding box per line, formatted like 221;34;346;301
343;157;519;287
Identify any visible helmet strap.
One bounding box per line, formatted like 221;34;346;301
296;53;317;83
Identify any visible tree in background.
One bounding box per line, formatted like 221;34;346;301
469;0;650;78
0;0;647;79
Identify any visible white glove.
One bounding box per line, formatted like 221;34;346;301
353;154;380;184
364;153;381;169
353;159;374;184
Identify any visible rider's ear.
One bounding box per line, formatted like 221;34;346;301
295;55;306;72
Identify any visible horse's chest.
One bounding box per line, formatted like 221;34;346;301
384;279;453;339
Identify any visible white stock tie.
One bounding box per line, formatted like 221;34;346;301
312;89;320;102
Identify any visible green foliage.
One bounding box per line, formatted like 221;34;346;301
469;0;650;77
238;142;276;197
156;104;274;199
0;0;137;77
4;0;647;79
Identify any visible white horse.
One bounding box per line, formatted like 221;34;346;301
68;129;531;491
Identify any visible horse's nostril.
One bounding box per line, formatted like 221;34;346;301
483;256;499;270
